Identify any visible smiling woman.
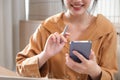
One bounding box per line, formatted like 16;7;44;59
16;0;118;80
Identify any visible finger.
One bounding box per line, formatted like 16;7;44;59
64;32;70;38
49;34;56;43
65;53;81;67
65;54;69;63
54;32;61;44
89;50;96;61
65;54;83;72
66;54;75;66
73;51;87;63
60;34;67;43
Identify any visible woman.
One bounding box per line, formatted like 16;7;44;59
16;0;118;80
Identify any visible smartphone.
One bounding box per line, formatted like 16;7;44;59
69;41;92;63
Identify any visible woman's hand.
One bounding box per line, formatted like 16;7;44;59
43;32;69;59
38;32;69;68
65;50;102;80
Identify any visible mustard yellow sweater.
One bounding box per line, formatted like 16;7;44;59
16;12;118;80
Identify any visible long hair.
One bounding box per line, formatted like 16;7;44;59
90;0;98;14
61;0;64;5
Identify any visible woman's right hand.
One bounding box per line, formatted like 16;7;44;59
43;32;69;59
37;32;69;68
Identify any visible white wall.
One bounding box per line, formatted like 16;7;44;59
12;0;25;70
95;0;120;24
29;0;63;20
0;0;13;69
0;0;62;70
0;0;5;67
0;0;25;70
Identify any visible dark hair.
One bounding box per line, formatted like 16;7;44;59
61;0;98;14
61;0;64;5
91;0;98;13
61;0;65;10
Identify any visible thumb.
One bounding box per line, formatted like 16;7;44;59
89;50;96;61
64;32;70;38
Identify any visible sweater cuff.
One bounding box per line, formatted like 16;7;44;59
20;56;41;77
100;68;112;80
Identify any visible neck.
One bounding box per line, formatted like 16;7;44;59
64;11;91;25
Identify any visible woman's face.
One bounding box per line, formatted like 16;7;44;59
64;0;91;16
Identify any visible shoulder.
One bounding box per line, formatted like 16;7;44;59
38;12;64;33
43;12;64;25
95;14;116;35
90;14;117;40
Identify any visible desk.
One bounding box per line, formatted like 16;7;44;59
0;66;64;80
0;66;16;76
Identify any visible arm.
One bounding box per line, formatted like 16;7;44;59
16;25;49;77
99;30;118;80
65;29;118;80
16;24;68;77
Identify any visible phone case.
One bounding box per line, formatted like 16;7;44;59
69;41;92;63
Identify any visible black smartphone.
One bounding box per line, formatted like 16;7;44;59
69;41;92;63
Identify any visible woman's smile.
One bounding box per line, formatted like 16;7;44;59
71;3;84;11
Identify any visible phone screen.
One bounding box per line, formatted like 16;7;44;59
69;41;92;63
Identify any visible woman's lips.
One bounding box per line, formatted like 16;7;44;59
71;4;84;11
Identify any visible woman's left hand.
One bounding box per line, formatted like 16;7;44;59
65;50;102;80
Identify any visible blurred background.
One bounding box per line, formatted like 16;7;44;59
0;0;120;79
